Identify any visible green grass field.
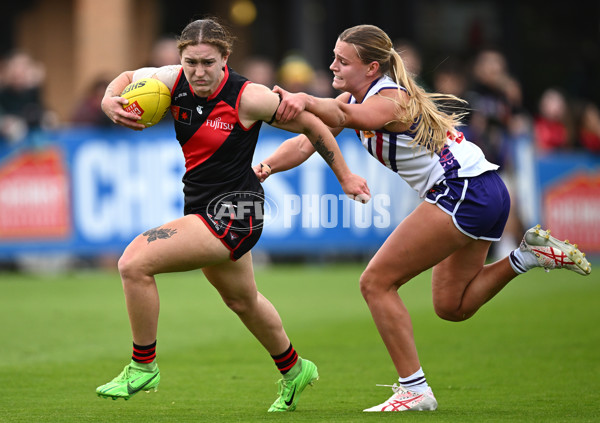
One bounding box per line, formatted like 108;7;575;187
1;262;598;422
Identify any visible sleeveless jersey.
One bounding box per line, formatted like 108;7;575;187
170;66;264;214
350;75;499;198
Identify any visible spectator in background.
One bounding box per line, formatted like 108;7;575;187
393;39;429;91
71;77;112;127
533;88;574;152
147;36;181;127
464;48;529;257
432;58;468;98
309;68;335;98
432;58;470;121
240;55;276;87
148;37;180;67
277;53;337;98
0;51;50;144
576;101;600;153
277;53;315;94
464;49;513;166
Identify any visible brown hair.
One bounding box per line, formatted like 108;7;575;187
339;25;467;154
177;18;234;57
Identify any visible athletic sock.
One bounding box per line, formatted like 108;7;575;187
132;341;157;364
509;247;539;274
271;344;299;378
399;367;429;394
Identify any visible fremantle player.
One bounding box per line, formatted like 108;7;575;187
256;24;591;412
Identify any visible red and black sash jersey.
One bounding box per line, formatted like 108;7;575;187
170;66;264;214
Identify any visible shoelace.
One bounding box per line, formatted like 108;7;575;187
375;383;404;394
113;365;132;382
275;378;290;395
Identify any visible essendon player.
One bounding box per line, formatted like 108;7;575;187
97;18;370;411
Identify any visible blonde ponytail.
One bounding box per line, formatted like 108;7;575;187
389;49;467;153
339;25;467;154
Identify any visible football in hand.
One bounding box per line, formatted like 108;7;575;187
121;78;171;127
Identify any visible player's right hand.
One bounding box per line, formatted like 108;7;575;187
273;86;307;123
253;162;272;183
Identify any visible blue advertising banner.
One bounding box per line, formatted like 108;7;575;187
0;125;420;259
1;126;598;260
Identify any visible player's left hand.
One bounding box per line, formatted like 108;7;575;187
341;173;371;203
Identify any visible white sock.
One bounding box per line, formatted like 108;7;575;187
399;367;429;394
509;247;539;274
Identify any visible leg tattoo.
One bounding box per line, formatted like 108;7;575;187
143;227;178;243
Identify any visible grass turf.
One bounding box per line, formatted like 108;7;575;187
0;262;598;422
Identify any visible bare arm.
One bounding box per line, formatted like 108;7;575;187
241;83;370;202
274;86;411;132
253;128;344;182
253;135;315;182
273;110;369;201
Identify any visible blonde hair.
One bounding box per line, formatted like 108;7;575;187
339;25;467;154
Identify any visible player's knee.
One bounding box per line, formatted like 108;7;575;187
433;301;468;322
359;266;410;303
117;249;148;283
221;295;253;316
117;253;136;281
359;268;391;302
359;269;376;301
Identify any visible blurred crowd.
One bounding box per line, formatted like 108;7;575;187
2;38;599;156
0;51;58;144
0;37;598;262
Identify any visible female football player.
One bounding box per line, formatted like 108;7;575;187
96;18;370;412
256;24;591;412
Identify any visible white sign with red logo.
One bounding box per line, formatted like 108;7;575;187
544;172;600;252
0;148;71;239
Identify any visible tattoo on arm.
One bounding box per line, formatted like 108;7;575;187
312;135;335;166
143;227;178;243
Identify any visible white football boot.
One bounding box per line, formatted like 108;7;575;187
363;384;437;412
521;225;591;276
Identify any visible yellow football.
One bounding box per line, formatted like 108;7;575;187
121;78;171;127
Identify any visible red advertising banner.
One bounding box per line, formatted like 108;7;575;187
0;148;71;239
543;172;600;253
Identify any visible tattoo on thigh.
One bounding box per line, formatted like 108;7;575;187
143;227;178;243
313;135;335;165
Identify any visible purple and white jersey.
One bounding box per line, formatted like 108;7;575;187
349;75;499;198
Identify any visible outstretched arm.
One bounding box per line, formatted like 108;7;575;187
273;85;410;132
274;88;351;129
273;110;370;202
241;83;370;202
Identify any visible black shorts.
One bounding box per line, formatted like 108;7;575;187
194;192;264;261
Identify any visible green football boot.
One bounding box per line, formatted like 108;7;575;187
96;361;160;400
268;359;319;412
